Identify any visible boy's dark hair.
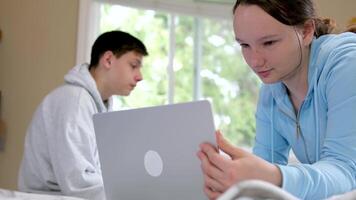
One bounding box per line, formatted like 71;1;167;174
89;31;148;69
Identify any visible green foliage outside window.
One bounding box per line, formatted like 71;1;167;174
100;4;261;147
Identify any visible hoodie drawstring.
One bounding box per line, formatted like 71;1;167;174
313;76;320;161
270;97;275;163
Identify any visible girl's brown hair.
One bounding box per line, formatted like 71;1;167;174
346;17;356;33
233;0;336;37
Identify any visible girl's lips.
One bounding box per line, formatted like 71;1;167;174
257;69;272;78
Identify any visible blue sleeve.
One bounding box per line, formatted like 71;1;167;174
253;86;290;165
278;36;356;199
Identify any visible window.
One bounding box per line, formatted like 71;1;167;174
77;0;261;147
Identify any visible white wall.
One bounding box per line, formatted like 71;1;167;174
0;0;78;189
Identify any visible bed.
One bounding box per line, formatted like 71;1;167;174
217;180;356;200
0;189;85;200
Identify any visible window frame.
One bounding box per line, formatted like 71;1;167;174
76;0;234;103
76;0;260;146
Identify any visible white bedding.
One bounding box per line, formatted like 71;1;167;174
2;186;355;200
0;189;85;200
217;180;356;200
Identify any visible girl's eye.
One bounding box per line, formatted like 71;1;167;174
264;40;276;46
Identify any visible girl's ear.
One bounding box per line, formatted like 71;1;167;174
302;19;315;46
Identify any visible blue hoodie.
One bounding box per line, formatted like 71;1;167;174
253;32;356;199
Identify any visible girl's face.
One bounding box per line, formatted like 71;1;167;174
233;5;311;84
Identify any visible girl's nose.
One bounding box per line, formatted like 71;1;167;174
248;49;265;69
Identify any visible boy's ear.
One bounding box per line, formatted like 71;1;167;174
100;51;114;69
302;19;315;46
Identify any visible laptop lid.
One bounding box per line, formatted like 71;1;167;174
93;100;216;200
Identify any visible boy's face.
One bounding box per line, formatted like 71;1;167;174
106;50;143;96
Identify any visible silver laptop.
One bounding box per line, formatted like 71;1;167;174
93;100;216;200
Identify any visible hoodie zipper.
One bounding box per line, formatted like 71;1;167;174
279;101;313;164
296;111;312;164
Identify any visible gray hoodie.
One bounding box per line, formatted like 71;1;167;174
19;63;107;200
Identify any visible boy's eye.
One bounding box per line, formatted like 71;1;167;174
240;43;249;48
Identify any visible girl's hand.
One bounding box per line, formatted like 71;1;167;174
197;130;282;200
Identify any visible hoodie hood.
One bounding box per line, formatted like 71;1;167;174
64;63;107;113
